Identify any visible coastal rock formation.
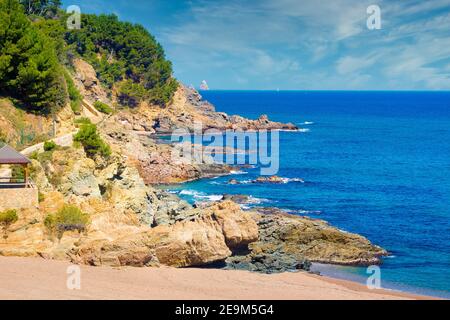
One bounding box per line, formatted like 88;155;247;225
253;176;286;184
52;148;102;199
96;154;157;225
0;99;75;148
98;83;298;135
72;58;110;105
226;208;388;273
152;191;194;226
28;145;157;225
100;116;233;184
0;57;389;275
69;201;258;267
0;185;259;269
221;194;251;204
156;86;298;132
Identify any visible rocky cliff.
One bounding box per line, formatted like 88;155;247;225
0;58;388;273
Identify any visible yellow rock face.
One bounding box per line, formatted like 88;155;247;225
68;201;258;268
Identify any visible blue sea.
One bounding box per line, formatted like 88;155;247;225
168;91;450;298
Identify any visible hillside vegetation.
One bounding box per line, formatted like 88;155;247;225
0;0;66;113
0;0;177;117
66;14;178;106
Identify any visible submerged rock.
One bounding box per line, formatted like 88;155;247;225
222;194;251;204
253;176;285;184
228;179;240;185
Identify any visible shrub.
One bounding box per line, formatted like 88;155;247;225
29;150;39;160
11;165;25;182
37;150;54;163
44;205;89;237
38;192;45;203
64;70;83;114
74;117;92;126
118;80;148;108
43;140;57;151
0;210;18;227
0;129;7;145
73;123;111;158
94;101;113;115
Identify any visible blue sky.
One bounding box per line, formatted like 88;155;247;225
62;0;450;90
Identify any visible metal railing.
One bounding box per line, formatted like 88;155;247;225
0;177;36;189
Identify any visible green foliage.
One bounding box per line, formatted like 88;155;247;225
43;140;57;151
0;209;18;227
63;70;82;114
74;117;92;126
73;123;111;158
38;191;45;203
148;77;179;106
118;80;148;108
34;17;67;63
93;57;124;89
0;0;67;113
2;0;178;113
94;101;113;114
44;204;89;236
36;150;53;163
19;0;61;17
65;14;177;106
11;165;25;182
29;150;39;160
0;129;7;145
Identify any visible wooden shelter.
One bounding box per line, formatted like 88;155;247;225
0;144;32;189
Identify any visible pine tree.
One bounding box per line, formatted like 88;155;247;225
0;0;67;113
19;0;61;17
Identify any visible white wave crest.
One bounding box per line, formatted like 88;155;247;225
279;178;305;184
246;196;271;204
179;190;203;196
179;190;223;202
295;209;322;215
232;177;305;185
229;170;248;175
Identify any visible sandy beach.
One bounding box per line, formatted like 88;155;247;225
0;256;429;300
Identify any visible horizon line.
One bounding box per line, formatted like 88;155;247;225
196;89;450;92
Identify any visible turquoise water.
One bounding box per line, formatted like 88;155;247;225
169;91;450;298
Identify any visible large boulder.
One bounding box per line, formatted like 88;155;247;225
69;201;258;267
210;201;258;249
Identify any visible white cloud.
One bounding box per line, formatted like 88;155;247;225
158;0;450;89
336;55;379;74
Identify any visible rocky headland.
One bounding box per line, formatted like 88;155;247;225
0;58;388;274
